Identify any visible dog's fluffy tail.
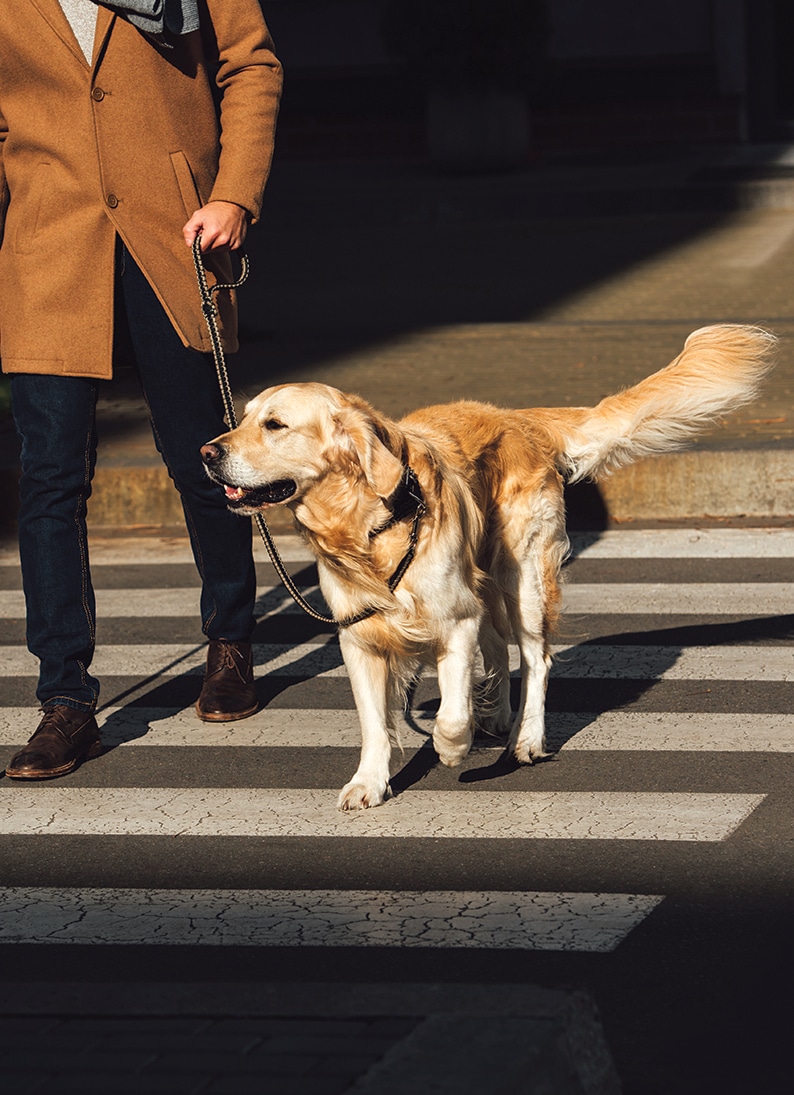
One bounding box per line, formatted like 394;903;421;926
545;324;777;483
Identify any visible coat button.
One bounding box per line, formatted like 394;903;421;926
91;87;105;101
106;194;119;208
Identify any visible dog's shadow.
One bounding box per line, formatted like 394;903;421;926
434;613;794;788
96;603;793;790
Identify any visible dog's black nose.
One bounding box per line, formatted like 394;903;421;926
200;442;224;464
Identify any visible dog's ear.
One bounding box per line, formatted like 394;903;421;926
332;407;404;498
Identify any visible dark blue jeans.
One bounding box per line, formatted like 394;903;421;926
11;245;256;711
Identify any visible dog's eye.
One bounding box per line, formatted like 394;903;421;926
264;419;287;431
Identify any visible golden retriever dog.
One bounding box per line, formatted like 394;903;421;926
201;325;775;811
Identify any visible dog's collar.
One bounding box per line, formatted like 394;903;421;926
336;466;426;630
371;465;425;539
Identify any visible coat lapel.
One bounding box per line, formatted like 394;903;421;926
91;4;115;67
27;0;115;69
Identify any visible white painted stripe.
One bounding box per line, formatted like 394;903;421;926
569;528;794;559
0;587;326;619
0;708;777;754
0;535;311;569
562;583;794;615
3;582;790;618
546;712;794;753
0;706;417;749
0;528;790;569
0;887;662;952
0;788;763;841
550;644;793;681
0;641;341;678
1;642;791;681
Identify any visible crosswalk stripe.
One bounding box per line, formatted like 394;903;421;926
2;583;793;617
2;527;789;567
2;708;789;752
0;788;763;840
562;584;794;614
0;535;311;569
0;887;663;952
546;711;794;752
550;644;793;680
0;529;784;961
1;642;790;680
568;528;794;559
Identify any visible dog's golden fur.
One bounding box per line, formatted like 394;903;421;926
202;324;776;810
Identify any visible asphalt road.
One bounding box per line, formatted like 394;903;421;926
0;526;792;1093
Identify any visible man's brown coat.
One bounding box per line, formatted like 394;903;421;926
0;0;282;379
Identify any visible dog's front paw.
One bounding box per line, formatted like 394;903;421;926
337;778;392;811
435;744;469;768
512;741;552;765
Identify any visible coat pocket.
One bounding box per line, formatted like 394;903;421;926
169;150;204;220
10;162;49;255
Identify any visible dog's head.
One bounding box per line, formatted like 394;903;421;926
201;383;405;516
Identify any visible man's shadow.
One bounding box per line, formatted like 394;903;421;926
98;565;341;748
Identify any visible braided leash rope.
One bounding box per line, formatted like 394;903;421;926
191;236;339;624
192;236;425;629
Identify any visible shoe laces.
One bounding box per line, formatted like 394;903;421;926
208;641;247;677
38;706;71;732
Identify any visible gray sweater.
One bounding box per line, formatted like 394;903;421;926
58;0;97;63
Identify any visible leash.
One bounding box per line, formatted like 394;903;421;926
191;235;425;629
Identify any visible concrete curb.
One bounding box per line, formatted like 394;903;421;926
3;447;792;531
348;1001;621;1095
0;982;622;1095
595;447;794;521
261;147;794;228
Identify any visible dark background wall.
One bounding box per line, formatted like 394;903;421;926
260;0;794;161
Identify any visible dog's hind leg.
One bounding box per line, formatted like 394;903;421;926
508;630;552;764
505;537;562;765
433;615;481;767
477;610;513;742
337;634;395;810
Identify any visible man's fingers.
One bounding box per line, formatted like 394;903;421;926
183;202;248;252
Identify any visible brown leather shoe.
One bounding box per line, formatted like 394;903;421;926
196;639;258;722
6;705;103;780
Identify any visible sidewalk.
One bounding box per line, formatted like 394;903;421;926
1;142;793;531
2;142;792;532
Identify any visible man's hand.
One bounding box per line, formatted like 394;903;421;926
183;201;249;252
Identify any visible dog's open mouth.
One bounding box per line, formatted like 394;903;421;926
223;479;298;507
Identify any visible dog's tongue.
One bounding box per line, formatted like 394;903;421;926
224;485;247;500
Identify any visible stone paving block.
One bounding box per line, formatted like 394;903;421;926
3;1051;156;1075
204;1076;350;1095
31;1076;205;1095
5;1073;52;1095
87;1032;261;1054
252;1035;397;1056
365;1018;421;1038
0;1018;60;1035
0;1033;105;1054
61;1018;211;1036
213;1017;371;1037
1;1029;95;1055
310;1052;383;1075
142;1049;317;1077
